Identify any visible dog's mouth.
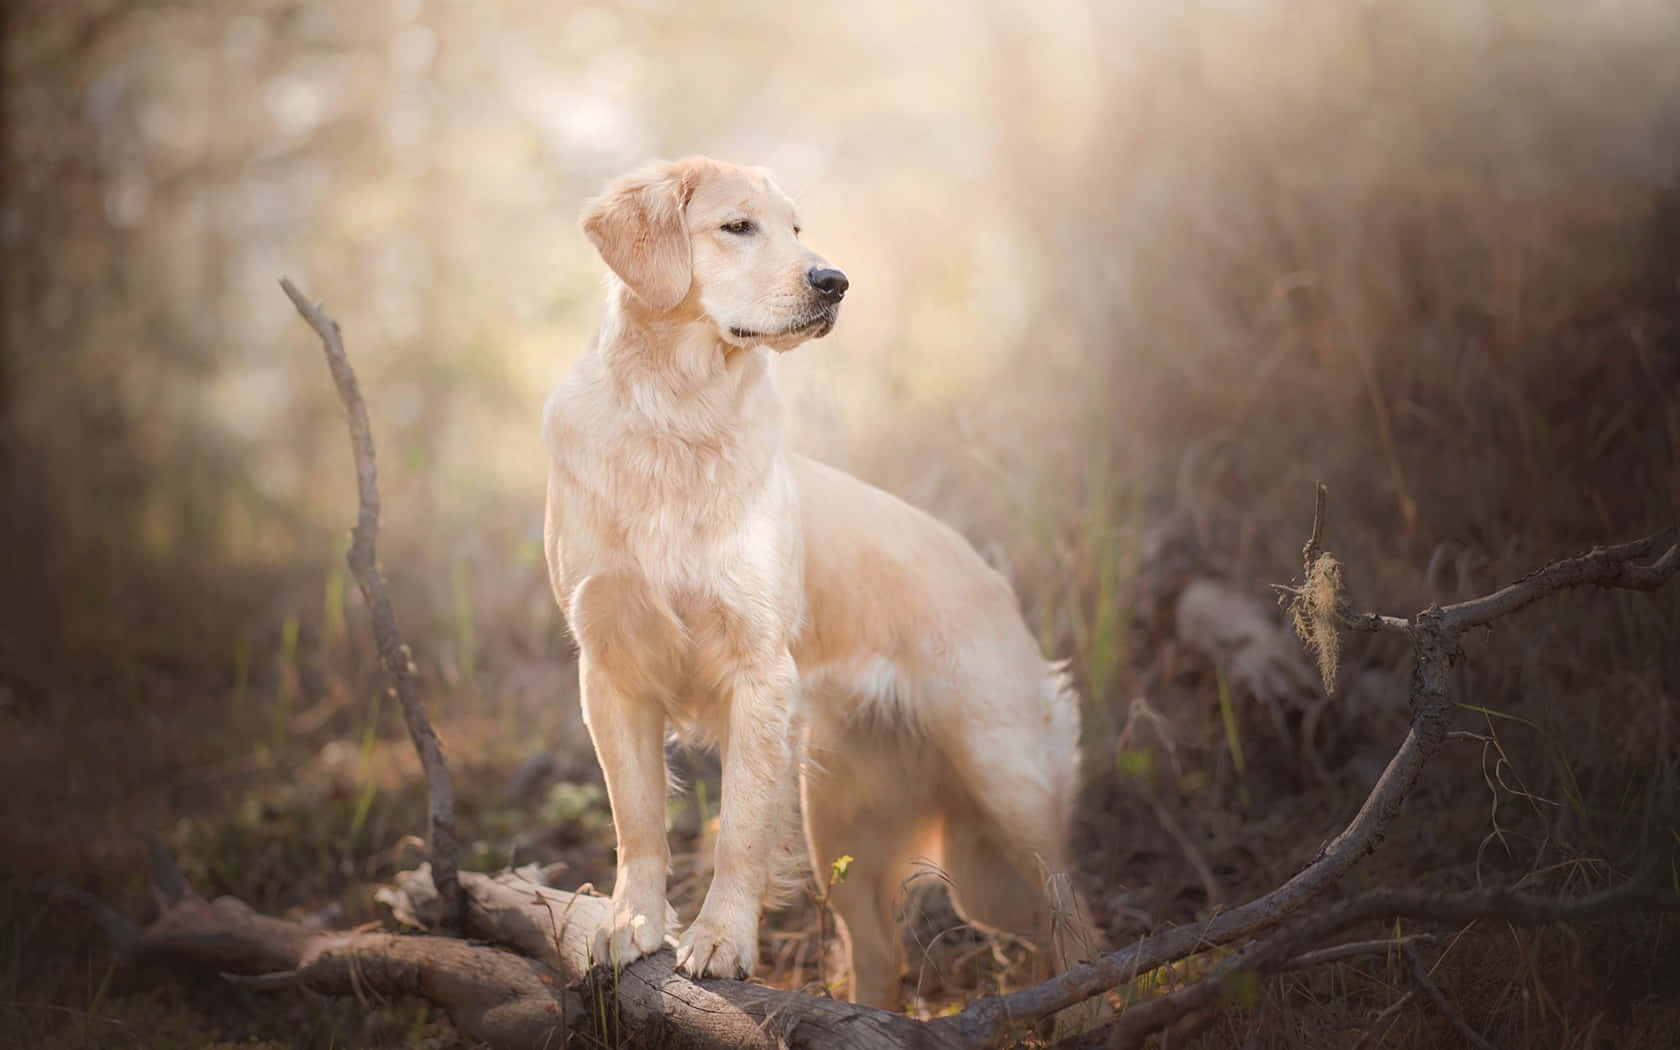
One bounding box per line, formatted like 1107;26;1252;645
729;307;837;344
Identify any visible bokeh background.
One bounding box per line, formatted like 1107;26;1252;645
4;1;1679;1046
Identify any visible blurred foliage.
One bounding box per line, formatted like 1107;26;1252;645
1;0;1042;674
7;0;1673;662
4;0;1680;1046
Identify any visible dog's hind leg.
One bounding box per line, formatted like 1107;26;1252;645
936;803;1047;941
799;726;928;1009
934;665;1098;979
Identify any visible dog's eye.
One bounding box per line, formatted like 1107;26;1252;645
792;225;802;237
720;219;755;235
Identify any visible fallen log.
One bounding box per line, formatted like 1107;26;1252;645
129;840;574;1050
129;840;956;1050
454;867;955;1050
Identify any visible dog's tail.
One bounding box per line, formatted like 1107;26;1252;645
1040;661;1104;998
1044;659;1083;801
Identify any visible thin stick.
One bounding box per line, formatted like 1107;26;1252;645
1302;482;1328;568
1277;933;1434;972
278;277;461;930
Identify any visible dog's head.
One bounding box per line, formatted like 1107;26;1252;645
581;157;847;352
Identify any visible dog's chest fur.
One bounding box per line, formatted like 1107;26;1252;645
544;329;805;734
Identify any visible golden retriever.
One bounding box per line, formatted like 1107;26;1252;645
543;156;1089;1007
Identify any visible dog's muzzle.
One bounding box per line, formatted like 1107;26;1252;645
730;301;841;342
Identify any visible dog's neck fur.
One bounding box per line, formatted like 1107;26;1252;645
582;279;782;463
599;282;755;387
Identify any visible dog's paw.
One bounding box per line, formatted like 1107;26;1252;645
592;902;667;969
674;914;757;980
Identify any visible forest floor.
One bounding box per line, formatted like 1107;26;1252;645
4;538;1678;1050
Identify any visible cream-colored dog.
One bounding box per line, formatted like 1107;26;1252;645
543;156;1088;1006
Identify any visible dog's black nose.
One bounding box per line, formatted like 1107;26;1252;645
806;267;849;302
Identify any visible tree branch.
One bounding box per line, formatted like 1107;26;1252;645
1269;583;1410;634
278;277;461;931
1439;528;1678;631
1277;934;1433;973
937;511;1679;1047
933;683;1445;1045
1099;879;1677;1049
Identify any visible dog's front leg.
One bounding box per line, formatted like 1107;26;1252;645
675;652;796;980
579;653;672;968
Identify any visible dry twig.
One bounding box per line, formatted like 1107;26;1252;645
279;277;462;929
1277;934;1433;972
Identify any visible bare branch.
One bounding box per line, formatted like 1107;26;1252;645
935;689;1447;1045
940;499;1679;1046
278;277;462;931
1271;584;1410;634
1107;974;1225;1050
1273;879;1674;951
1302;481;1328;568
1277;934;1434;972
1439;528;1678;631
1338;607;1413;634
221;969;309;991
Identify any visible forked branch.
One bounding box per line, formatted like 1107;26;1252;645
937;508;1678;1047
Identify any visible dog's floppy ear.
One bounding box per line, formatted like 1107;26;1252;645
581;159;705;313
